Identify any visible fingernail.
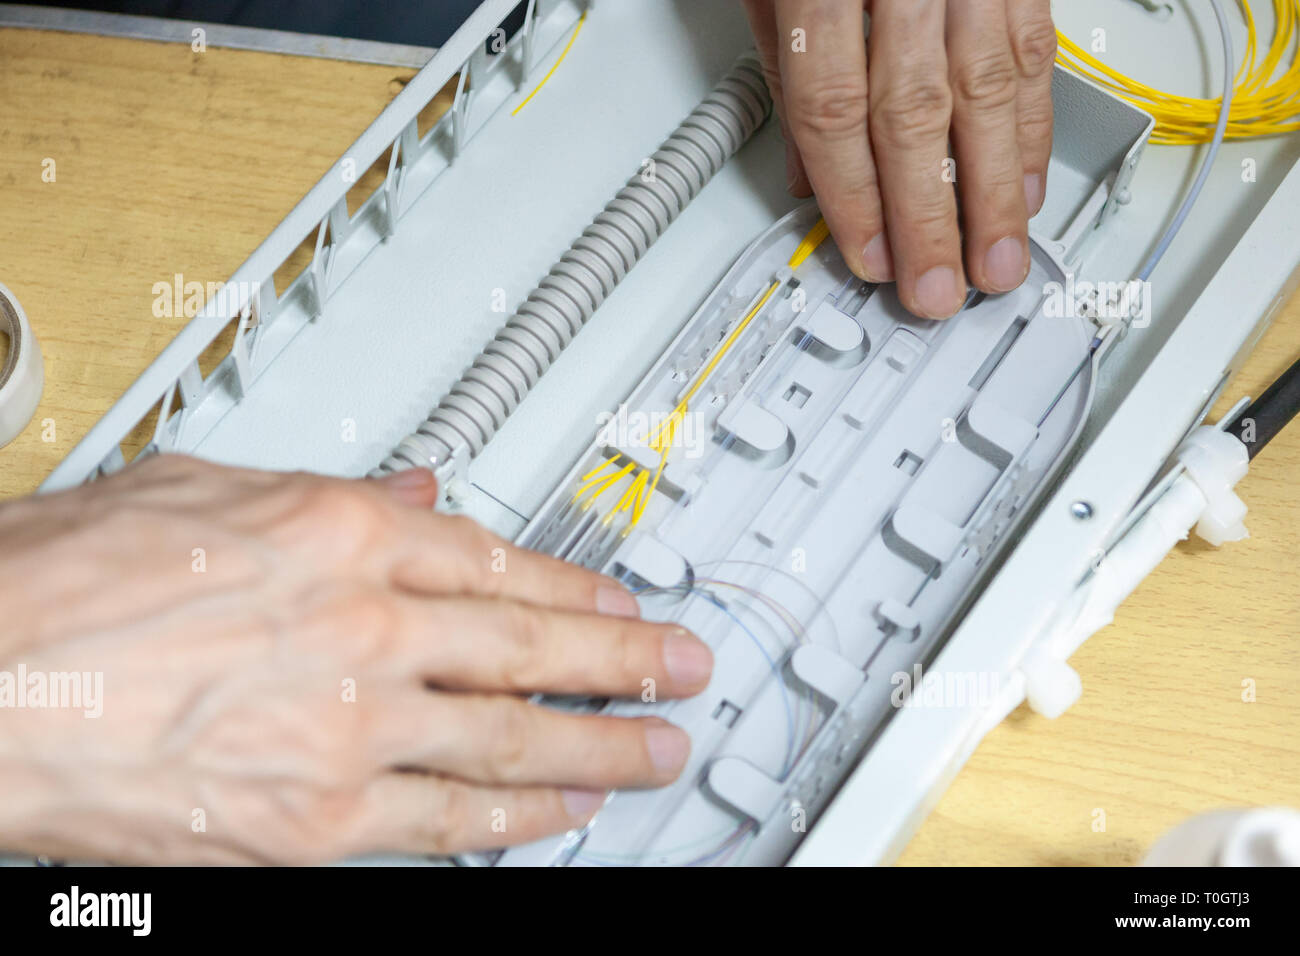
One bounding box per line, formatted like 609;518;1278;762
379;468;435;489
663;629;713;686
1024;172;1044;215
984;236;1029;293
914;266;963;318
861;233;894;282
785;148;800;193
561;788;606;820
596;585;640;619
645;723;690;775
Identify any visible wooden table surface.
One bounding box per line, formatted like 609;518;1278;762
1;27;1296;866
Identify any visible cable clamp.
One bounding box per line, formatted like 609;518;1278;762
1176;425;1249;545
434;446;473;511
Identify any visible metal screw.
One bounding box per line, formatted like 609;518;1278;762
1070;500;1094;520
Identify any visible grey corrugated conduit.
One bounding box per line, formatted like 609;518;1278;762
372;53;772;478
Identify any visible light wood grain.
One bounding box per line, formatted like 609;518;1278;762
0;28;1296;865
0;28;425;492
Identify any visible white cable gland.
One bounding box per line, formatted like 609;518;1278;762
1177;425;1249;545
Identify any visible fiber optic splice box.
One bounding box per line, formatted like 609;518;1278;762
42;0;1300;865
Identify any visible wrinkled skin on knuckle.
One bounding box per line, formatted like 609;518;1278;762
871;81;953;148
1011;19;1058;76
951;49;1019;111
1018;102;1054;139
789;74;869;140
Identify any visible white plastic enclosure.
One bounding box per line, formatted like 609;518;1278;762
491;202;1106;866
37;0;1300;866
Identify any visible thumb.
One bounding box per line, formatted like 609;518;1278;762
372;468;440;509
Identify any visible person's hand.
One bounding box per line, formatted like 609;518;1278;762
0;455;712;864
742;0;1056;318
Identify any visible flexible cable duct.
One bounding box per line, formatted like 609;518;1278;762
373;53;772;477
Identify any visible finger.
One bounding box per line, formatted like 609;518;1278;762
1005;0;1056;215
946;0;1030;294
357;773;606;856
383;511;641;619
385;596;712;698
372;468;440;509
786;126;813;197
742;0;813;196
381;694;692;789
868;0;965;317
776;0;892;281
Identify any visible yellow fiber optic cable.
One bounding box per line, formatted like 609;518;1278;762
1056;1;1300;144
647;218;828;453
512;11;588;116
630;279;780;523
787;217;830;269
606;470;647;526
573;217;832;531
626;218;831;529
580;459;636;506
637;415;680;523
580;453;620;484
635;452;672;525
574;454;625;498
676;281;780;412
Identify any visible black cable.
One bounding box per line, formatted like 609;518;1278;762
1225;351;1300;459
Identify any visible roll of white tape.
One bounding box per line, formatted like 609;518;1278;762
0;283;45;448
